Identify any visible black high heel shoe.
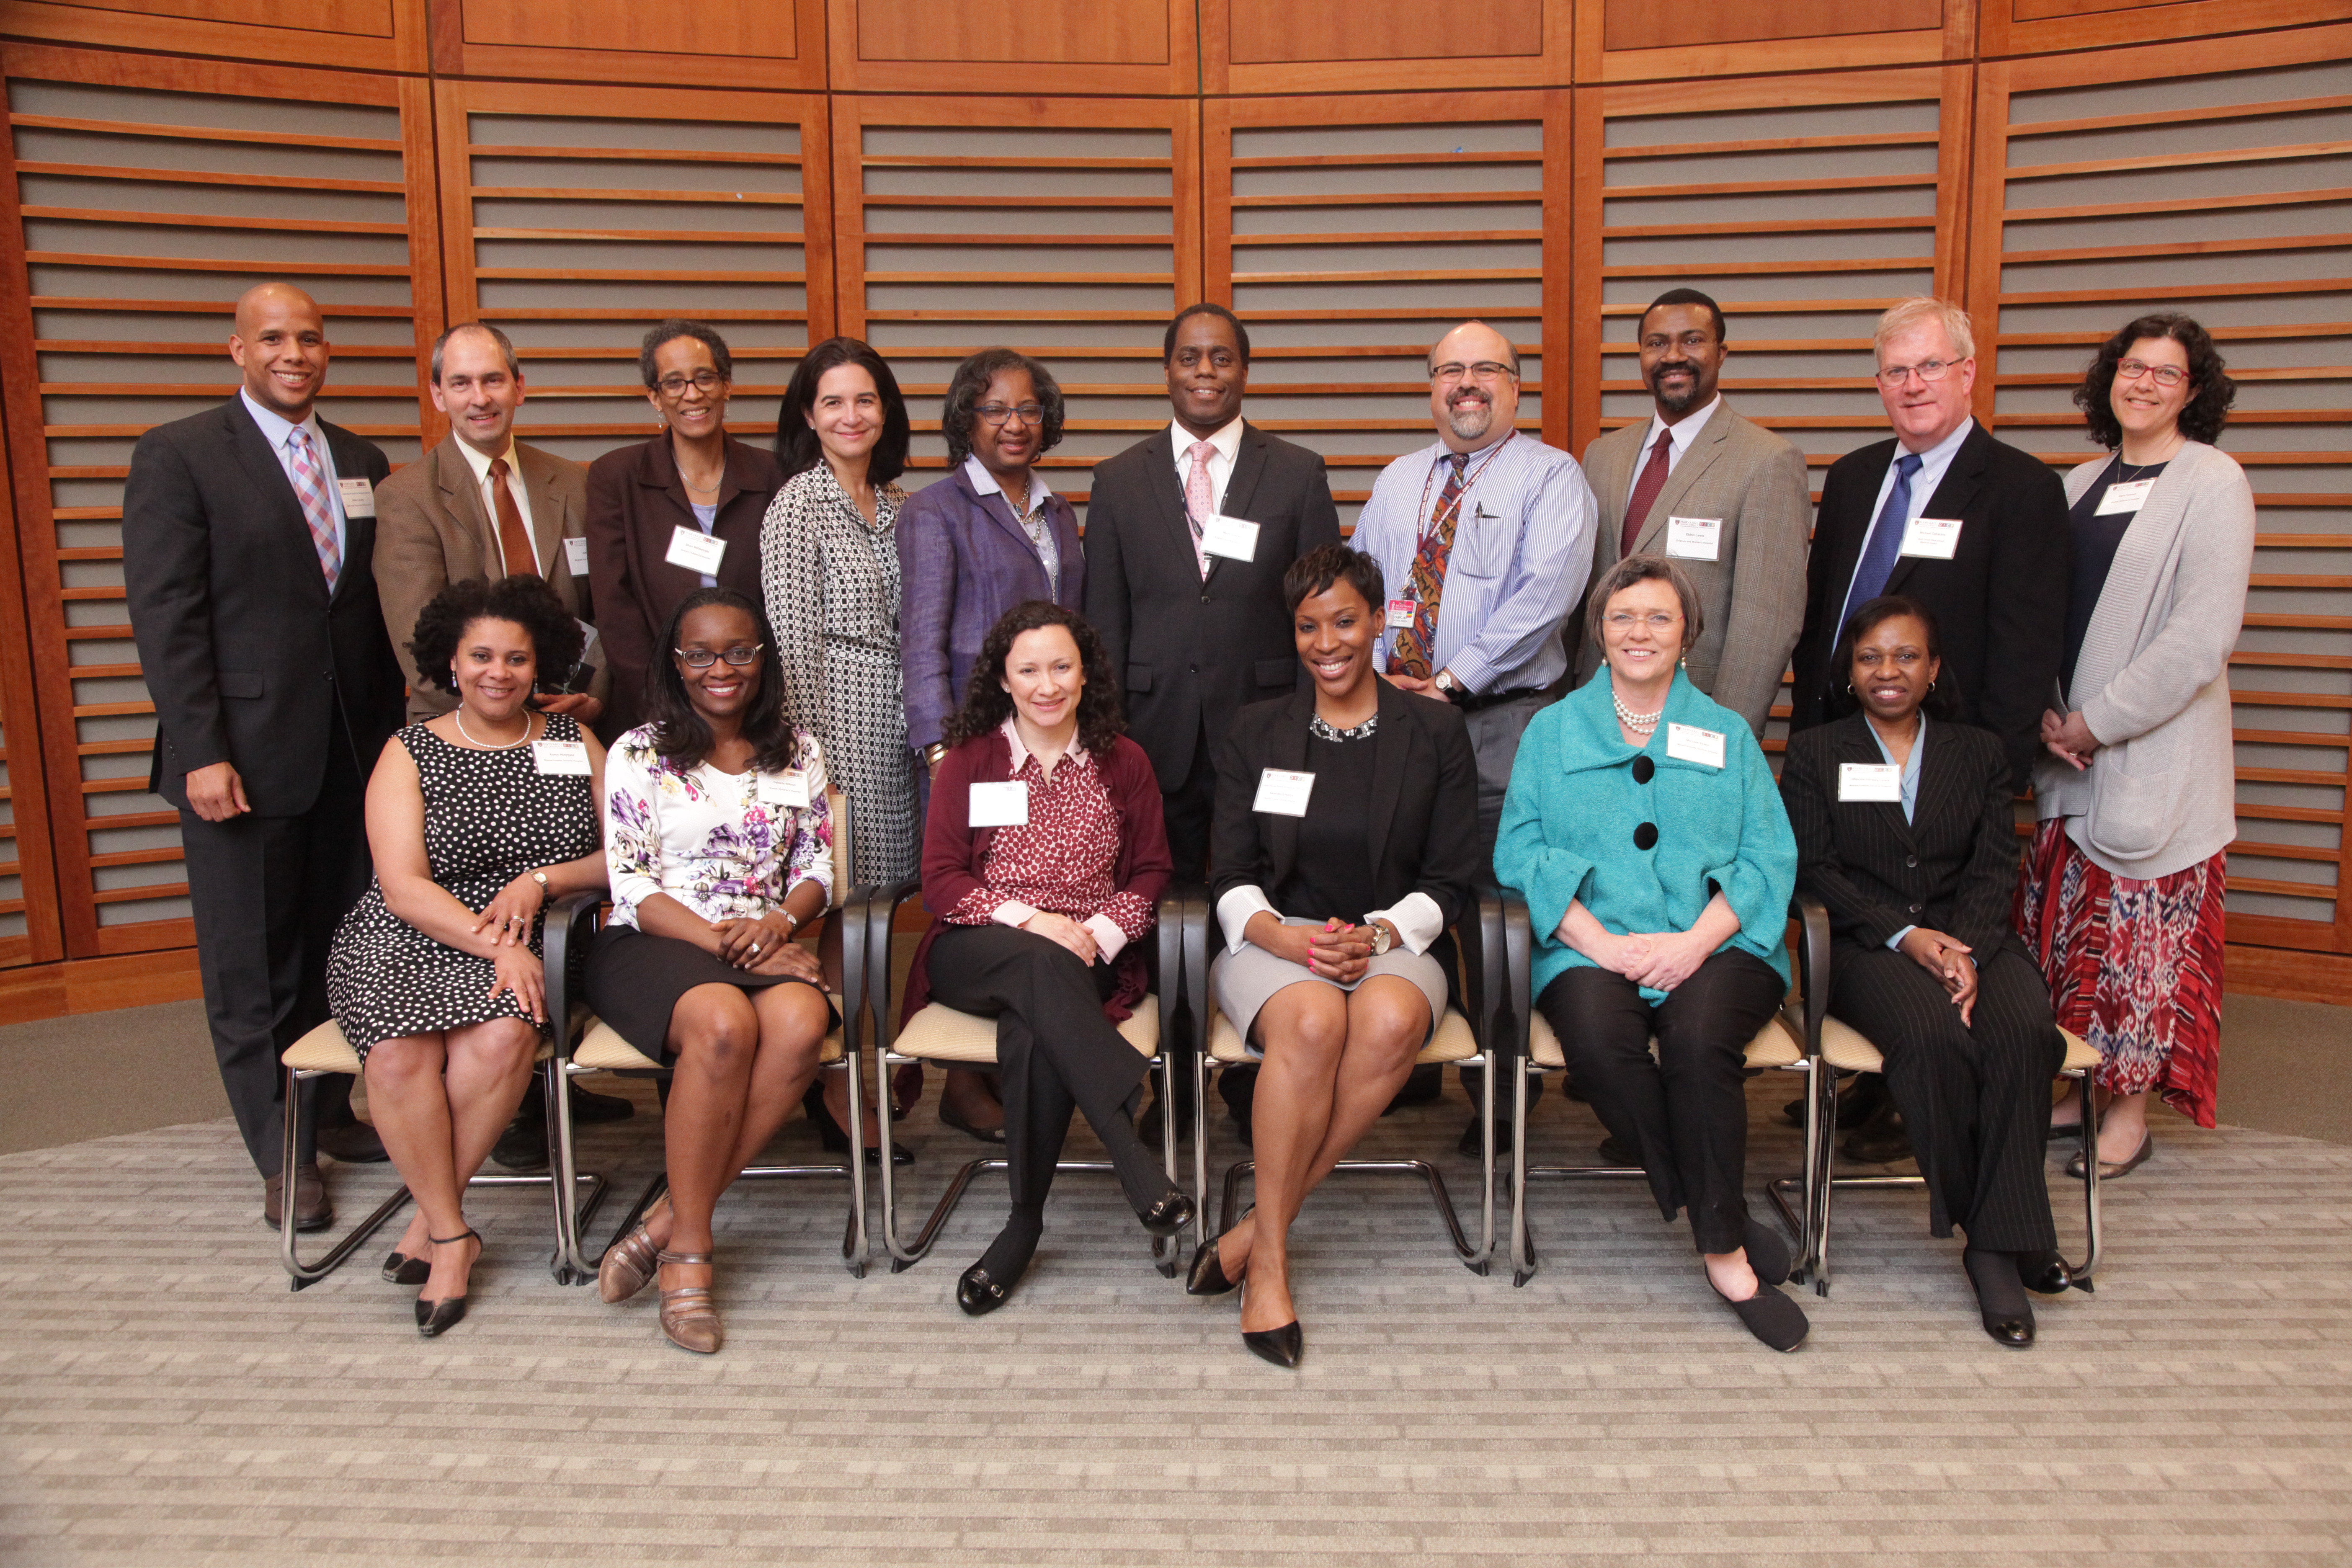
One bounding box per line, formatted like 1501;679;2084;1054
804;1082;911;1166
1239;1277;1302;1369
1185;1206;1253;1297
416;1229;481;1338
381;1249;429;1286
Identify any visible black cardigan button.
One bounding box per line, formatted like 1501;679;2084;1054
1633;822;1658;851
1631;755;1655;784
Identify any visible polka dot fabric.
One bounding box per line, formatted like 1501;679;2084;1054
326;713;599;1055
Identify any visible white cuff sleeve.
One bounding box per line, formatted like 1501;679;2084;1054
1885;924;1916;952
1215;885;1278;955
991;900;1039;930
1364;891;1446;956
1081;913;1128;964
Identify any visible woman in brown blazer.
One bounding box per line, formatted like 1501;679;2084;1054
585;320;784;742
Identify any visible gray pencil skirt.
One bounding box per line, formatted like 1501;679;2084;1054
1208;916;1449;1053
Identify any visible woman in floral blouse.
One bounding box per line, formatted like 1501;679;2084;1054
585;587;836;1355
907;601;1193;1317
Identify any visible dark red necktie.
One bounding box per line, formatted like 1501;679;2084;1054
1620;428;1674;559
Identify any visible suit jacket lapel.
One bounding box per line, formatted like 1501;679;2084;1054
1883;423;1988;599
1630;409;1733;557
1265;688;1312;888
434;436;498;570
1202;425;1269;591
1364;679;1408;877
517;442;568;572
320;418;377;604
1836;712;1917;851
225;402;331;606
958;463;1037;560
1137;426;1198;573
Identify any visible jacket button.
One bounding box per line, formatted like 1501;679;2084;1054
1908;903;1922;914
1188;664;1197;674
1632;822;1658;851
1905;854;1919;869
1631;755;1655;785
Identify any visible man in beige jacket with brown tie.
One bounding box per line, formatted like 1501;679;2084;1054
376;321;606;725
1575;288;1811;738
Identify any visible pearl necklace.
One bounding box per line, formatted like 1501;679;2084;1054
1612;689;1663;735
455;708;535;750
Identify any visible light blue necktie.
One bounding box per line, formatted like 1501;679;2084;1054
1841;451;1924;636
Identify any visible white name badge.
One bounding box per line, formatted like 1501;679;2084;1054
531;739;590;775
968;780;1029;828
1386;597;1417;630
1253;767;1315;817
1665;722;1725;770
759;769;811;810
1664;516;1722;562
665;525;727;575
2096;478;2155;516
1200;513;1260;562
336;476;376;519
577;619;599;656
564;536;591;575
1839;762;1904;802
1898;515;1963;560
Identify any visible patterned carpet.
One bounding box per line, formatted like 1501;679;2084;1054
3;1072;2349;1565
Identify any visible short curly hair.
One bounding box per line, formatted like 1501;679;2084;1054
939;348;1064;465
2073;312;2235;449
1282;542;1384;617
409;575;586;694
639;318;732;389
944;601;1122;756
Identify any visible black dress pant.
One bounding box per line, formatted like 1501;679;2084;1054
1536;949;1785;1254
924;924;1153;1208
1160;718;1217;888
1829;941;2060;1252
178;732;371;1176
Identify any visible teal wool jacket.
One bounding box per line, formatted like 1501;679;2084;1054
1495;668;1797;1003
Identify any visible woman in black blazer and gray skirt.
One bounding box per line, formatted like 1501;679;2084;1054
1186;544;1479;1367
1779;594;2072;1349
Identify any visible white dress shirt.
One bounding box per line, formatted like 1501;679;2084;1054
962;453;1060;596
1623;395;1720;511
1842;416;1975;615
453;436;539;575
1216;884;1447;958
238;388;346;563
1168;414;1244;514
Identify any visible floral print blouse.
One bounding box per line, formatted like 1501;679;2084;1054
602;724;833;929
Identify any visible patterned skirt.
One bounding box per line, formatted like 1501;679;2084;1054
2014;819;2224;1128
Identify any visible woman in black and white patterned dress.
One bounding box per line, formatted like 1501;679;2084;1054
326;577;607;1337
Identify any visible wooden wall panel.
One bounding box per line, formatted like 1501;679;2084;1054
1204;0;1572;95
1583;0;1974;83
434;0;828;92
1604;0;1942;53
434;80;828;471
1978;0;2352;58
828;0;1196;95
0;44;444;959
1203;92;1564;534
830;95;1199;525
0;0;428;71
1965;23;2352;953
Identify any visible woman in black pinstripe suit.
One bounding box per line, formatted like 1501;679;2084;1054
1779;596;2072;1348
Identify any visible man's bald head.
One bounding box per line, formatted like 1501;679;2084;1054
229;282;330;422
1427;320;1522;455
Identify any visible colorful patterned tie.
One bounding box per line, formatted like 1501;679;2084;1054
286;426;341;591
1620;427;1675;559
1183;439;1216;579
1388;452;1468;680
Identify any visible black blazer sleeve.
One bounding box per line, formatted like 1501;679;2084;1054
1947;730;2025;957
1976;449;2070;792
122;425;230;776
1208;703;1273;911
1296;449;1343;555
1082;478;1135;682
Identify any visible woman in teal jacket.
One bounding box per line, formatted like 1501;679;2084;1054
1495;555;1807;1351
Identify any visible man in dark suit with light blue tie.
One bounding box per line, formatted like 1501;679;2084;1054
123;283;406;1229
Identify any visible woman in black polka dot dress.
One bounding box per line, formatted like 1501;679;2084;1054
326;578;609;1337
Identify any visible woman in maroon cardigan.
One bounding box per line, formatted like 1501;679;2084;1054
909;600;1194;1315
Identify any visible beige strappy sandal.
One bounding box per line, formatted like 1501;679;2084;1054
656;1248;722;1354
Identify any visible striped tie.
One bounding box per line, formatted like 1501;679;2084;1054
286;426;342;591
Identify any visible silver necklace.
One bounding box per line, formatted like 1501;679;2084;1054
1612;689;1663;735
1309;710;1378;743
455;708;535;750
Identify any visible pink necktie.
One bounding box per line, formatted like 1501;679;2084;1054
287;426;342;590
1184;439;1216;578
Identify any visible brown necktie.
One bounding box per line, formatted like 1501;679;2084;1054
1619;428;1675;559
488;456;539;579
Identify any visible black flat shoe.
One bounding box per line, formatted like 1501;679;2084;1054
2066;1130;2151;1181
1185;1206;1252;1297
1458;1116;1512;1159
416;1229;480;1338
805;1083;913;1166
937;1096;1007;1145
1138;1190;1195;1239
1597;1134;1637;1167
2017;1249;2073;1296
956;1262;1015;1317
1964;1245;2036;1349
381;1250;429;1287
1743;1219;1791;1287
489;1110;550;1173
1243;1320;1303;1369
568;1084;635;1124
1709;1277;1808;1351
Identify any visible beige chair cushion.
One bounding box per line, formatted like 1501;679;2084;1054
282;1017;557;1074
1527;1007;1802;1071
573;993;850;1073
1207;1005;1481;1066
892;994;1161;1064
1822;1018;2100;1076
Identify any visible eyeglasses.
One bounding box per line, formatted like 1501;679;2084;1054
655;369;729;398
1874;358;1960;388
1604;611;1681;630
2116;357;2188;389
975;402;1045;426
1431;361;1517;386
673;643;763;668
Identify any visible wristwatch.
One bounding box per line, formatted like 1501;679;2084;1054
1367;920;1396;957
923;742;948;771
1432;670;1467;706
531;870;550;905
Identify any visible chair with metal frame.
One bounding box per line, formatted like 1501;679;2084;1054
1181;892;1505;1275
1497;894;1831;1290
860;874;1190;1277
541;784;877;1284
1765;1003;2104;1298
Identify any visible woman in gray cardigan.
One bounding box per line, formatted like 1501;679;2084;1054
2023;313;2251;1178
